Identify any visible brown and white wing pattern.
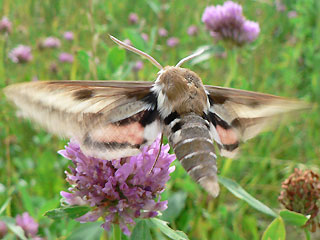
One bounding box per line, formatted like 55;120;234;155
4;80;162;160
205;85;310;158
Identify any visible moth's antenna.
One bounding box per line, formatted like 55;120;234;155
109;35;163;70
175;49;205;68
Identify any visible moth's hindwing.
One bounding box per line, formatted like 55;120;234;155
205;85;310;158
82;105;162;159
4;80;162;159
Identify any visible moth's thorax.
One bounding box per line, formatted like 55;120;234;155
153;66;208;116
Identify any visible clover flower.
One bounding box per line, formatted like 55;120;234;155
158;28;168;37
133;60;144;72
141;33;149;42
59;52;74;63
123;39;132;46
167;37;179;47
63;31;74;41
9;45;33;63
59;136;176;235
202;1;260;46
0;16;12;34
42;37;61;48
279;168;320;232
16;212;39;238
275;0;286;12
187;25;198;36
128;13;139;24
0;221;8;238
287;11;298;19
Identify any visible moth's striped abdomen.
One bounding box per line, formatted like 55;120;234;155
165;113;220;197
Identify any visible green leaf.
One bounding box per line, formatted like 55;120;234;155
6;223;28;240
189;45;224;65
219;176;277;217
146;27;157;53
146;0;161;14
148;218;189;240
280;210;309;227
131;220;152;240
107;47;126;73
124;29;146;52
242;215;259;240
18;185;35;216
67;222;103;240
161;191;187;222
37;198;60;219
77;50;90;71
262;217;286;240
45;206;91;220
0;198;11;215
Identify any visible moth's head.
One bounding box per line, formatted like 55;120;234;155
154;47;206;94
156;66;203;92
155;66;208;115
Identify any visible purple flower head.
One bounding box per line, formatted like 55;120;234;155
128;13;139;24
202;1;260;46
241;20;260;43
0;221;8;238
275;0;286;12
63;31;74;41
59;52;74;63
42;37;61;48
187;25;198;36
9;45;33;63
59;136;175;235
158;28;168;37
123;39;132;46
133;60;144;72
167;37;179;47
16;212;39;238
0;16;12;34
287;11;297;19
141;33;149;42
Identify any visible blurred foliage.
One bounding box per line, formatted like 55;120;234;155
0;0;319;239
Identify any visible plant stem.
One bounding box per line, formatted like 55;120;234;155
304;228;311;240
113;224;122;240
0;34;8;85
225;48;238;87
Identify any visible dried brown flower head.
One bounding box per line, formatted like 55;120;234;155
279;168;320;232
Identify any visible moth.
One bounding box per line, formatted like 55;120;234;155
4;36;309;197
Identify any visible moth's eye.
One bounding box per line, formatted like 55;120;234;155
185;74;195;83
184;74;201;87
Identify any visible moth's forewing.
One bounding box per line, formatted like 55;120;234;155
4;81;162;160
205;85;310;157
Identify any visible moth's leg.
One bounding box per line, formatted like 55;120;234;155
148;133;164;174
